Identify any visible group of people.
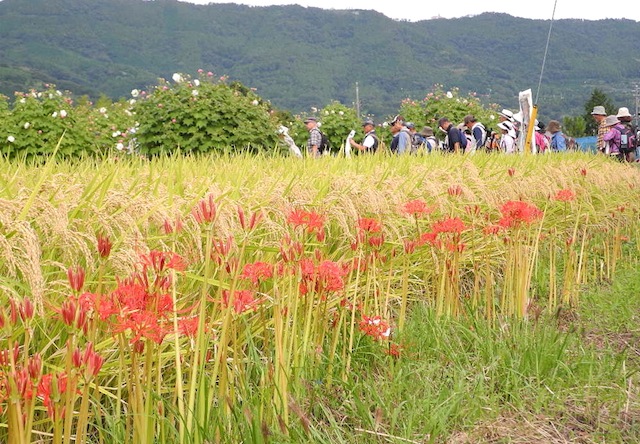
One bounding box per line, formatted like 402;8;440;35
301;106;638;161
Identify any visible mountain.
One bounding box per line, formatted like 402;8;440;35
1;0;639;120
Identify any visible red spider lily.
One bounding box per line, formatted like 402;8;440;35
27;354;42;381
112;310;169;344
237;206;263;231
240;261;273;285
299;259;348;295
221;289;264;314
287;209;325;234
447;185;463;197
67;265;85;292
162;216;184;234
357;217;382;233
554;189;576;202
192;194;217;224
367;234;385;248
177;317;201;337
418;231;438;246
385;343;402;358
97;233;112;259
59;297;87;331
359;315;391;341
141;250;187;274
0;344;20;366
211;236;235;264
37;372;68;419
279;236;303;263
498;200;544;228
507;167;516;177
483;224;504;235
580;168;587;176
432;217;466;234
400;199;433;217
81;342;104;378
403;239;418;254
18;297;34;323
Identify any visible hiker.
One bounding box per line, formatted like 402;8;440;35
419;126;439;153
602;115;625;159
405;122;424;153
349;119;379;153
304;117;322;158
463;114;487;152
498;121;517;154
534;121;550;153
616;107;636;162
388;115;411;154
438;117;465;153
547;120;567;152
590;106;608;154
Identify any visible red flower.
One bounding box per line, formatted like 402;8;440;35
498;200;543;228
192;194;217;224
554;189;576;202
141;250;187;274
287;209;326;234
432;217;466;234
222;289;264;314
447;185;463;197
359;315;391;341
400;199;433;217
357;217;382;233
97;233;112;259
67;266;85;292
240;261;273;285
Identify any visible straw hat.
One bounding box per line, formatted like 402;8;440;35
547;120;561;133
420;126;434;137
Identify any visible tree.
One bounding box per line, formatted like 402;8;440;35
583;89;616;136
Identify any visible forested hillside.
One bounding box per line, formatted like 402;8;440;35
0;0;639;119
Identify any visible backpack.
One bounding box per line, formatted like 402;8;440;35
619;124;637;152
319;131;331;153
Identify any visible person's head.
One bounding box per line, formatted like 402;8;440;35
616;107;633;123
437;117;451;132
590;106;607;123
389;115;405;134
362;119;375;132
498;121;516;138
498;109;514;123
304;117;318;130
405;122;416;133
547;120;561;134
463;114;476;128
420;126;434;138
602;115;620;128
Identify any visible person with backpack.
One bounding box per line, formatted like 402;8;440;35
547;120;567;152
438;117;466;153
419;126;439;153
389;115;411;154
463;114;487;152
498;121;517;154
616;107;637;162
602;115;625;160
304;116;327;158
349;119;379;153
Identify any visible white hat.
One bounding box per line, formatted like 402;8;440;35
513;112;523;123
616;107;632;118
498;122;516;138
603;115;619;127
498;109;514;121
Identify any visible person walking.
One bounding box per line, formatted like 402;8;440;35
389;115;411;154
498;121;516;154
616;107;636;162
463;114;487;151
349;119;379;153
438;117;465;153
590;106;608;154
304;117;323;158
547;120;567;152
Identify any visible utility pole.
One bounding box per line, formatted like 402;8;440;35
355;82;361;120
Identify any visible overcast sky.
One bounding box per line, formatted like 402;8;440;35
180;0;640;21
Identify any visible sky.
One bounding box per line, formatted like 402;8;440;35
180;0;640;21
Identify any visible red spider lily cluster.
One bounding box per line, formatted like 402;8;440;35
359;315;391;341
299;258;348;295
498;200;544;228
287;209;326;241
400;199;434;218
554;189;576;202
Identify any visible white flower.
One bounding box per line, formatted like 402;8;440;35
112;131;121;137
52;111;58;118
251;99;259;106
131;89;140;98
7;135;15;143
446;91;453;99
311;107;318;113
116;142;125;151
490;114;496;120
172;73;183;83
338;111;344;115
56;90;62;96
193;79;200;86
124;110;132;116
19;98;26;104
23;122;30;129
99;107;107;114
324;111;329;115
37;92;42;98
192;89;199;97
129;99;137;105
59;110;67;118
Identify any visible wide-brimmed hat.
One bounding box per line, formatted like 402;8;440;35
303;117;317;123
590;106;606;116
616;107;632;118
420;126;434;137
498;109;514;121
603;115;619;127
498;122;516;138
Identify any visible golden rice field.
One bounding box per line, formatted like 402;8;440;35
0;152;639;443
